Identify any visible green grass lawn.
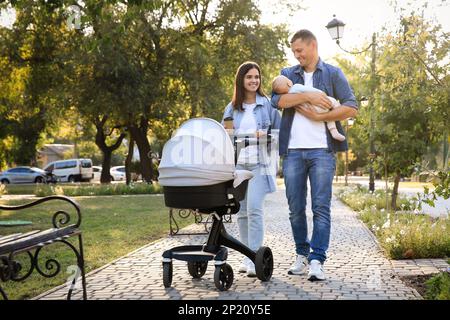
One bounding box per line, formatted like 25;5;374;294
0;195;192;300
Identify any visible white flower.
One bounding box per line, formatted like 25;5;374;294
382;220;391;229
400;229;406;236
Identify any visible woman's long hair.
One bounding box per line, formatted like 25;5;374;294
232;61;266;111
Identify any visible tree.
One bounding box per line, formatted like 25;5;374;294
0;0;71;165
374;12;448;209
334;4;449;209
64;0;289;183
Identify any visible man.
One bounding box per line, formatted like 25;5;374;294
271;29;358;281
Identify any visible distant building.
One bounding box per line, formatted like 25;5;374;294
37;144;74;168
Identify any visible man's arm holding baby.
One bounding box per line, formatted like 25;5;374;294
296;68;358;121
272;81;333;110
271;71;332;110
295;104;357;121
278;91;332;110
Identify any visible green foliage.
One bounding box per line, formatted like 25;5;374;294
335;6;449;208
0;0;289;170
0;1;72;165
336;184;413;211
425;272;450;300
415;169;450;210
359;208;449;259
336;185;450;259
0;183;5;197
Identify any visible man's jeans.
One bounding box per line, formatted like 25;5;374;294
282;148;336;263
236;163;271;251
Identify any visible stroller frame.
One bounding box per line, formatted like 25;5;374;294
162;209;273;291
161;180;273;291
161;128;275;291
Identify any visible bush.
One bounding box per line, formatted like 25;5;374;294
336;185;450;259
336;184;413;212
425;272;450;300
34;182;163;197
359;208;450;259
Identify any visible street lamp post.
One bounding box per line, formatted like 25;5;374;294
345;118;355;186
326;15;377;192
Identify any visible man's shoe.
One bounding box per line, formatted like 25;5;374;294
247;262;257;277
288;255;308;275
307;260;326;281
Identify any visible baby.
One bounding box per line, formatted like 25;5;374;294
272;75;345;142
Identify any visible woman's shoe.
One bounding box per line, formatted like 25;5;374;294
247;262;256;277
238;261;248;273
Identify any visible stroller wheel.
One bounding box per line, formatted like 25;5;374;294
255;246;273;281
214;263;234;291
163;262;173;288
187;261;208;278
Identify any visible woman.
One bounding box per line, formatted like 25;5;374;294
222;61;281;277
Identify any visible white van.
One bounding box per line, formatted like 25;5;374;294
44;159;93;183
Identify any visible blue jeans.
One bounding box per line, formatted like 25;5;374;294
235;163;271;251
282;148;336;263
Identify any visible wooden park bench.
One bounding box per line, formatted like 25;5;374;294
0;196;87;300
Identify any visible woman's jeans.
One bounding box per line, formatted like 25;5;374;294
235;163;271;252
282;148;336;263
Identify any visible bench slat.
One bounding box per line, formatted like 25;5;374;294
0;226;77;256
0;231;42;246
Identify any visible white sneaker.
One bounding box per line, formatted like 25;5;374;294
308;260;326;281
238;257;252;273
246;261;256;277
288;255;308;275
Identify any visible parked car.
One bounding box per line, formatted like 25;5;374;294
43;159;93;183
92;165;102;182
110;166;126;181
0;167;53;184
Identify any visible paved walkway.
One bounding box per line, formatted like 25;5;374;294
37;188;446;300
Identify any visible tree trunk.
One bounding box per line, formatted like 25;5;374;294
128;118;153;184
13;111;45;166
94;116;126;184
125;134;134;185
391;172;401;210
100;150;113;184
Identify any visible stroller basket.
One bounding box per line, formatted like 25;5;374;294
163;179;248;215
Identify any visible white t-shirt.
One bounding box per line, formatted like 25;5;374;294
236;103;259;164
288;71;328;149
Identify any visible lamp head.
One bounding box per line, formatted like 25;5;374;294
326;15;346;41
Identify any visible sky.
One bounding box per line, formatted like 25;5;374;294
0;0;449;65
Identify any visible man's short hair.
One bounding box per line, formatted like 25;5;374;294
290;29;317;44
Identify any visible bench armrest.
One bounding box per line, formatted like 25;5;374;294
0;195;82;229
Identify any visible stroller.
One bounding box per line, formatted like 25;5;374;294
158;118;275;291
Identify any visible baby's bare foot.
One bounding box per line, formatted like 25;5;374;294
330;128;346;141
